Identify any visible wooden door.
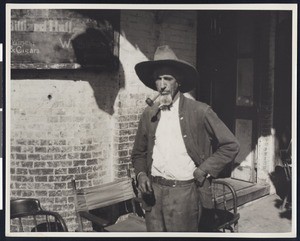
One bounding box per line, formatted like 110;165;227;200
197;11;258;182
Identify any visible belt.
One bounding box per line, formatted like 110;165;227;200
150;175;195;187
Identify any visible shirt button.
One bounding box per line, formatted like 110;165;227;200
183;134;187;138
180;116;184;120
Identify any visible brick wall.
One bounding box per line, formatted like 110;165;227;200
10;77;118;231
10;10;197;232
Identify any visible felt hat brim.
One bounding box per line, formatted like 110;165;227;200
135;59;198;93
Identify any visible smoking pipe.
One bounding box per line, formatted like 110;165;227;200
145;87;166;106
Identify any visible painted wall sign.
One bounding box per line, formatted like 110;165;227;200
11;9;120;69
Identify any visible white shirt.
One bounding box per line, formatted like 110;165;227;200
151;97;196;180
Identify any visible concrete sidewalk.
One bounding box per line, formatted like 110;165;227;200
238;194;292;233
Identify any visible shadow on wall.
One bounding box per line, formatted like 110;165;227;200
11;9;124;116
11;63;125;116
71;27;119;71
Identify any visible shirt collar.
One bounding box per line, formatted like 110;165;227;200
172;95;180;111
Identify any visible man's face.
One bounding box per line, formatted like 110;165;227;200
153;66;180;107
154;66;180;97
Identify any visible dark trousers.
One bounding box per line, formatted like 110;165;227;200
145;182;200;232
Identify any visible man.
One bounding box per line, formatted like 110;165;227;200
131;45;240;232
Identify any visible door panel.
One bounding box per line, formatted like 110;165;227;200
197;11;258;182
236;58;254;107
232;119;255;182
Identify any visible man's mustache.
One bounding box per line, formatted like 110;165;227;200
145;87;166;106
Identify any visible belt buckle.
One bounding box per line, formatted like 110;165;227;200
172;180;177;187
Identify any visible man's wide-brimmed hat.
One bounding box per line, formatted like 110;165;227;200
135;45;199;93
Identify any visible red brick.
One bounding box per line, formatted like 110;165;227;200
68;167;80;174
54;183;67;189
41;154;54;160
28;140;41;145
28;154;41;160
34;162;46;168
34;183;53;189
129;135;136;142
35;190;48;196
75;174;87;180
61;146;72;153
35;176;48;182
54;154;67;160
68;196;75;203
41;139;53;146
49;190;62;197
15;183;26;189
54;140;67;145
11;146;21;152
118;143;130;151
118;158;130;164
35;147;47;153
73;160;86;166
86;159;97;165
80;153;91;159
86;145;98;151
55;197;68;203
88;172;98;179
118;136;129;143
78;180;92;188
81;166;93;173
128;122;138;128
16;168;28;175
21;190;34;197
118;150;129;157
68;153;80;159
47;146;61;153
52;204;71;212
55;168;68;175
16;139;27;145
21;146;34;153
119;129;136;136
74;146;86;152
16;154;27;160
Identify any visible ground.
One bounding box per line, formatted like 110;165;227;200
238;194;292;234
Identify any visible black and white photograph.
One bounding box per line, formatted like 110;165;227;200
5;3;297;238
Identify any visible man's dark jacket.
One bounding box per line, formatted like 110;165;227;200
131;93;240;208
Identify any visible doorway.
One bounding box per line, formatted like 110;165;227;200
196;11;261;182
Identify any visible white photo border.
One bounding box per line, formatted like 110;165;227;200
5;3;298;238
